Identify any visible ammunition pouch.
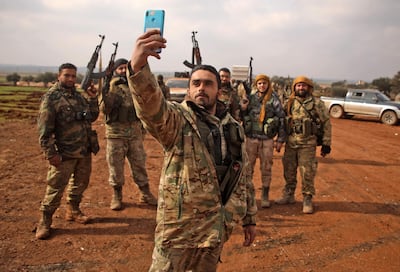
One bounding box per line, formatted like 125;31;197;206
89;130;100;155
288;117;324;145
263;117;279;138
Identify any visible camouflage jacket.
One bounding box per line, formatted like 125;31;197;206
101;76;140;139
218;85;241;121
242;91;287;142
38;82;99;159
128;64;257;249
285;96;332;148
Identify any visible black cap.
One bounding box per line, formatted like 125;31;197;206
113;58;128;71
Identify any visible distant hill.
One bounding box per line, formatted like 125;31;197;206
0;64;83;75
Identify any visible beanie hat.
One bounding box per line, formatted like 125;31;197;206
291;75;313;92
113;58;128;71
287;75;314;116
255;74;270;84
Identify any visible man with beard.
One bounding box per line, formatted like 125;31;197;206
36;63;99;239
127;30;257;271
276;76;332;214
101;58;157;210
218;67;241;121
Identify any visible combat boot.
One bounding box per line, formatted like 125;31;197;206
275;191;295;205
261;186;271;208
139;185;157;206
66;203;91;224
110;186;123;211
35;211;53;240
303;194;313;214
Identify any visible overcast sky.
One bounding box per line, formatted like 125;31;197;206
1;0;399;81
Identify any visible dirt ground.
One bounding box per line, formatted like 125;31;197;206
0;113;399;272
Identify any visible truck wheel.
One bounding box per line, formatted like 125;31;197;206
381;110;398;125
330;105;343;118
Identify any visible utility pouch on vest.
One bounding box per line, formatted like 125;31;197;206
302;118;312;137
263;117;279;138
89;130;100;155
285;116;292;134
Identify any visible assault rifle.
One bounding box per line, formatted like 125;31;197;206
248;56;253;89
183;31;202;69
81;34;106;91
100;42;119;99
244;56;253;95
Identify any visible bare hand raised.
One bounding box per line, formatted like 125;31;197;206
130;29;167;73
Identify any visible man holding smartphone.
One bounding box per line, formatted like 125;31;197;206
127;29;257;271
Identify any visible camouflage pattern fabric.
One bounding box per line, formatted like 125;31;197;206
128;64;257;250
242;91;286;142
40;156;92;213
218;85;241;121
241;90;286;188
37;82;98;213
149;243;223;272
246;137;274;187
102;76;150;189
284;96;331;148
101;76;138;138
38;82;99;159
106;125;149;188
282;96;331;196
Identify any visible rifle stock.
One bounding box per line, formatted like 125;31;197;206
81;35;106;91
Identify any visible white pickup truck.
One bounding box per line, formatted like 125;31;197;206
320;89;400;125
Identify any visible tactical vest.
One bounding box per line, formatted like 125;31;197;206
243;94;279;139
194;110;244;204
103;77;138;124
286;98;323;145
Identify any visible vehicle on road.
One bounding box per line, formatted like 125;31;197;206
321;89;400;125
165;77;188;102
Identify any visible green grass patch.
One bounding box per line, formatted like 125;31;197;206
0;85;47;122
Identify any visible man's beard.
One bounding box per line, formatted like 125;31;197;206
195;94;216;112
60;82;74;89
295;90;308;98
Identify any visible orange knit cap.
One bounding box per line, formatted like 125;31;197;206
255;74;270;84
292;75;313;92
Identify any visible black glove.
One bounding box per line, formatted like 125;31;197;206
321;145;331;157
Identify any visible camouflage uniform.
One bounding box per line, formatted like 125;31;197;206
37;81;99;215
101;75;155;207
128;65;257;272
279;76;332;213
241;77;286;208
218;83;241;121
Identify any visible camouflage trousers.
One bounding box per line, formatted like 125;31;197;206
148;244;224;272
282;145;317;196
106;136;149;188
246;137;274;187
40;156;92;214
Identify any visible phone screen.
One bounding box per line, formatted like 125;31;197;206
144;10;165;53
